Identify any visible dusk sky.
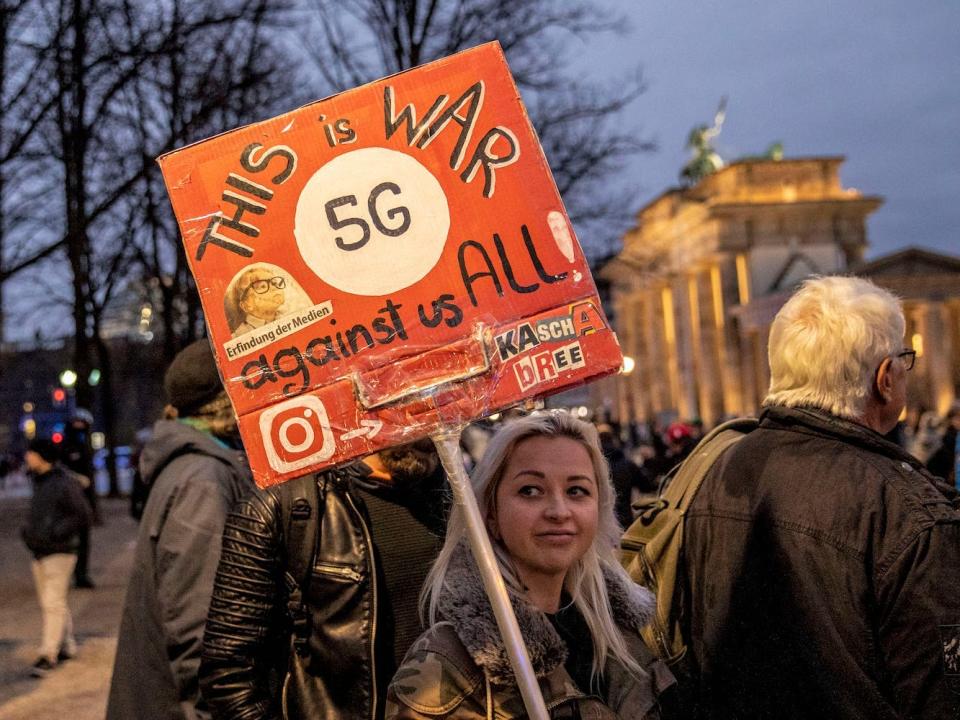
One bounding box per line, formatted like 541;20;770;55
6;2;958;343
594;1;959;258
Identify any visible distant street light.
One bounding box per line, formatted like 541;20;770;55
59;369;78;387
88;368;102;386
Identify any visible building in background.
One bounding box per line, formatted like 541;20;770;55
854;248;960;418
599;155;959;427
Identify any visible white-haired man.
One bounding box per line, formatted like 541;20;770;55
681;276;960;719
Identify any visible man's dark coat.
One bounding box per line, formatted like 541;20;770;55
683;405;960;719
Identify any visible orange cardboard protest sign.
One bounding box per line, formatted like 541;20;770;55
159;42;622;487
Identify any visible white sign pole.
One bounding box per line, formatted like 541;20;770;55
432;429;550;720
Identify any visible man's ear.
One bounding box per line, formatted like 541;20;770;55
875;357;894;403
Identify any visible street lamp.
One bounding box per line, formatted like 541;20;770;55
59;369;78;388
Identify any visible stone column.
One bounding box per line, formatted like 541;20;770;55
670;276;698;421
738;328;761;415
908;302;935;412
686;272;705;422
713;256;744;416
923;301;954;415
660;284;682;418
619;291;642;425
646;288;667;417
754;325;771;410
613;291;632;424
628;294;649;423
948;300;960;408
695;267;726;426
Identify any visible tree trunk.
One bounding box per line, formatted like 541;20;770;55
93;331;120;496
0;4;10;347
59;0;95;408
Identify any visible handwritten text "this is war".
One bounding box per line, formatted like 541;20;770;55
194;80;519;262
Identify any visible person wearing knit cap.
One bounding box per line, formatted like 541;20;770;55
163;338;227;417
107;338;254;720
20;437;93;677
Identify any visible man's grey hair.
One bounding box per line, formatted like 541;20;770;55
764;275;905;420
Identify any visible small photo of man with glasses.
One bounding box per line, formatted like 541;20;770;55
225;263;308;338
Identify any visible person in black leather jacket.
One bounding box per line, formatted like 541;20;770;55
682;276;960;719
200;440;447;720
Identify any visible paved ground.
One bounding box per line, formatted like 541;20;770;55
0;493;138;720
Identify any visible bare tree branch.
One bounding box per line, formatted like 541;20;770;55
298;0;652;255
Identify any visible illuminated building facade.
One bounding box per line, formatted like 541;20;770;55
599;156;959;426
855;248;960;417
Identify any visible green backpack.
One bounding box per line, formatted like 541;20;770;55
621;417;758;664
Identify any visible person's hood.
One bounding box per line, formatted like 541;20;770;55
436;542;655;685
140;419;243;484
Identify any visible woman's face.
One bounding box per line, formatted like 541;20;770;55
490;435;599;588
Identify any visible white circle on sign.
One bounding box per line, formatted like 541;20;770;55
294;147;450;296
278;414;315;454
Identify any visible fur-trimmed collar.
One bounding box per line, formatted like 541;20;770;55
436;542;655;685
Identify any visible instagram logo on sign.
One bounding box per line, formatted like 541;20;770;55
258;396;335;473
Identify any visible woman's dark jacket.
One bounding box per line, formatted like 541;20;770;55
200;463;446;720
21;464;92;557
386;544;675;719
682;405;960;719
106;420;253;720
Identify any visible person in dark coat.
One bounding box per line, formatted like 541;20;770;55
927;402;960;485
106;339;253;720
20;437;93;678
61;407;97;588
598;426;655;527
682;276;960;719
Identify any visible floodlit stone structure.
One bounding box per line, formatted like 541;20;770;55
600;156;960;426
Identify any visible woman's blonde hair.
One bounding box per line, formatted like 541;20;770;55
422;411;644;682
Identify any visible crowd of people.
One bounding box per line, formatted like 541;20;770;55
13;274;960;718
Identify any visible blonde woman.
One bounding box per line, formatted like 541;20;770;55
387;413;674;719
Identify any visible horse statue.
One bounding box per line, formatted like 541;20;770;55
680;97;727;185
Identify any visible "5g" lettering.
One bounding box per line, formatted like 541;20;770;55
325;182;411;251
